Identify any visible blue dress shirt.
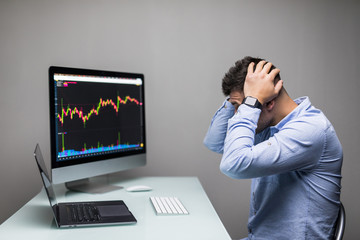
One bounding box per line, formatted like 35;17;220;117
204;97;343;240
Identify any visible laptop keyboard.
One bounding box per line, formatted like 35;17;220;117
69;204;101;222
150;197;189;215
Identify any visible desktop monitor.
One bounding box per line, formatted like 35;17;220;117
49;66;146;193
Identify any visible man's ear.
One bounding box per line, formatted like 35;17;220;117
265;99;276;111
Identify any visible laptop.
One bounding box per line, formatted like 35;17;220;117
34;144;137;228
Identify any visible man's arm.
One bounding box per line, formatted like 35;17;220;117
203;99;235;153
220;105;325;179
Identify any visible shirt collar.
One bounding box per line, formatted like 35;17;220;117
270;96;311;131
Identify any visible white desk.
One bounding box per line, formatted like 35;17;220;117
0;177;231;240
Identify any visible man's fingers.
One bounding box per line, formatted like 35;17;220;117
262;62;273;73
255;60;266;73
247;62;255;74
274;80;283;94
269;68;280;80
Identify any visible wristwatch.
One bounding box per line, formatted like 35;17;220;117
242;96;262;109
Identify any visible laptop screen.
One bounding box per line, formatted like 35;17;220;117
34;144;58;212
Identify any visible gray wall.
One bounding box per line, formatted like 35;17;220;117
0;0;359;239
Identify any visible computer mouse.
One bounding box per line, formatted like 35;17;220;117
126;185;153;192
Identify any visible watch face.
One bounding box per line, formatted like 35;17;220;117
245;97;257;106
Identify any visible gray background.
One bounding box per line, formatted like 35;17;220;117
0;0;359;239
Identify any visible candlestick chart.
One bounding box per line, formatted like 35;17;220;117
55;80;144;161
58;94;142;127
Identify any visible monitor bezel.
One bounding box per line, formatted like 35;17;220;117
49;66;146;170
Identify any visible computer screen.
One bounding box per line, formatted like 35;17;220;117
49;66;146;189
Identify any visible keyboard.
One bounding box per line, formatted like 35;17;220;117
150;197;189;215
68;204;101;222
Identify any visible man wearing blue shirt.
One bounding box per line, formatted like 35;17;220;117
204;56;343;239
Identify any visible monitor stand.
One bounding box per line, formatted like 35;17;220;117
65;178;123;194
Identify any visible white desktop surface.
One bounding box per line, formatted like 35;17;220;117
0;177;231;240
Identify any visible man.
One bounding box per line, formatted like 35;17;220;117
204;56;343;239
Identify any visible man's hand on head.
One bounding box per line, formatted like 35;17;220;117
244;61;283;105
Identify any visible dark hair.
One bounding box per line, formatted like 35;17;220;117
221;56;281;96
